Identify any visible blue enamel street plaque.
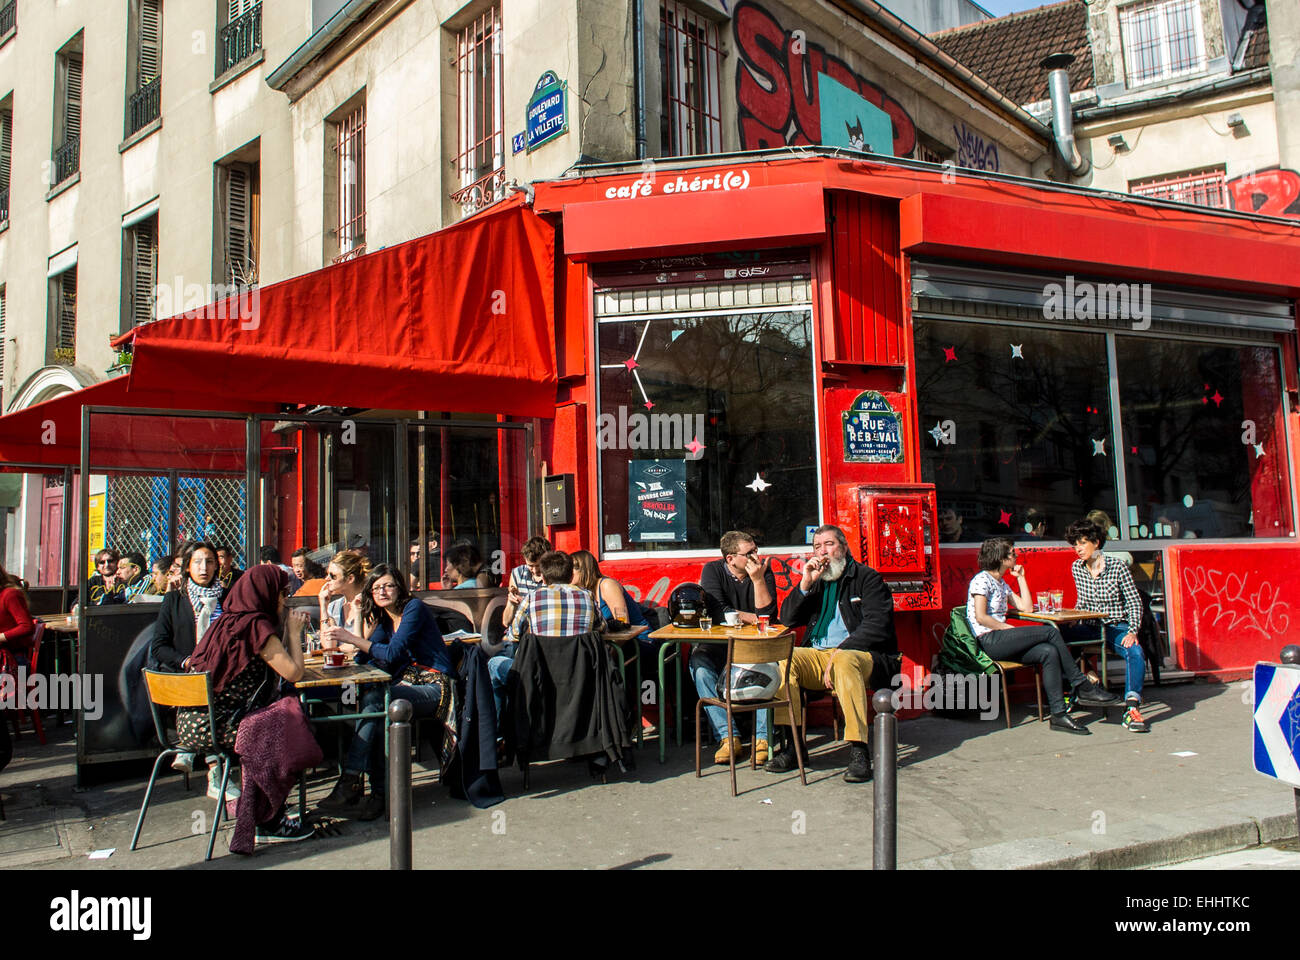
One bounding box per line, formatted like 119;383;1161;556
842;391;904;464
526;71;567;152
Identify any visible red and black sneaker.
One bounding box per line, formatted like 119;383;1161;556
1122;701;1149;733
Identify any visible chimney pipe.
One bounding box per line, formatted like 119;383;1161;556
1041;53;1089;177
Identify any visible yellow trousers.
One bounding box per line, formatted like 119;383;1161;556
774;647;876;744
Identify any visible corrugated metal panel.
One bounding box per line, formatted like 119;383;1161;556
830;193;905;365
594;278;812;317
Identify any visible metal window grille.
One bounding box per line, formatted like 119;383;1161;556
218;0;261;76
1130;166;1227;208
127;217;158;327
451;6;504;217
1120;0;1204;85
659;1;721;156
334;103;366;263
0;1;14;36
51;269;76;365
106;474;248;572
53;52;81;184
0;109;10;221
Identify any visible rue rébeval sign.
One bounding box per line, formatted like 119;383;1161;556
842;391;904;464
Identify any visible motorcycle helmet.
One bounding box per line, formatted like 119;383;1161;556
717;662;782;701
668;583;706;629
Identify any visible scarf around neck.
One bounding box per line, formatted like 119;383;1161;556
806;576;842;645
187;578;225;625
188;566;286;694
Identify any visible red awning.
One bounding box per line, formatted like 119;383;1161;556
0;197;557;471
123;196;557;416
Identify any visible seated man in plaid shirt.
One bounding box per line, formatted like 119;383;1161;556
1064;518;1149;732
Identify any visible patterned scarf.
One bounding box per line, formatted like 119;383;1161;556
187;579;225;631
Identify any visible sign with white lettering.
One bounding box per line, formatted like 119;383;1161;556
527;71;567;152
842;391;903;464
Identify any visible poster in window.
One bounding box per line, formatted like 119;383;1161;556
628;459;687;543
842;391;904;464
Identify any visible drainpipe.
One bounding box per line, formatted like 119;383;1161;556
1042;53;1089;177
633;0;647;160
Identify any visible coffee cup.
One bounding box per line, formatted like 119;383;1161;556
324;651;345;668
724;611;740;627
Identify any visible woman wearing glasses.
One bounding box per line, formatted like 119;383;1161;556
317;549;371;637
318;563;451;820
966;537;1117;734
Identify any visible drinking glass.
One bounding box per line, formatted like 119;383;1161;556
757;615;771;634
1036;592;1048;613
699;616;713;632
1051;589;1064;613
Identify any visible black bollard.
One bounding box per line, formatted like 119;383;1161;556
389;699;413;870
872;689;897;870
1283;647;1300;838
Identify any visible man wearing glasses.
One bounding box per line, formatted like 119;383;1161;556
694;530;778;766
88;549;127;606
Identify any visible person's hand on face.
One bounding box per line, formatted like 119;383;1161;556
743;552;770;581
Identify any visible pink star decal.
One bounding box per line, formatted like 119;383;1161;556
1131;446;1138;454
943;347;958;363
685;437;705;455
623;357;638;371
1201;397;1208;405
1203;383;1210;391
1211;391;1223;407
998;509;1012;526
644;401;654;410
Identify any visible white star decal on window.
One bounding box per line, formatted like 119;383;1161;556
746;473;771;492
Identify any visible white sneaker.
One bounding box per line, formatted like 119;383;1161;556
171;751;196;773
207;764;241;802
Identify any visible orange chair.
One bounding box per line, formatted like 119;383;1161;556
7;622;46;745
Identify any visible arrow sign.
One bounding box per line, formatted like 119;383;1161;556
1253;662;1300;787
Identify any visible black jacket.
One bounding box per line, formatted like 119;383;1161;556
503;630;632;768
149;591;203;672
441;642;505;808
779;557;900;689
698;559;778;666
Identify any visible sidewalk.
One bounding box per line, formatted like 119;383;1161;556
1;679;1292;870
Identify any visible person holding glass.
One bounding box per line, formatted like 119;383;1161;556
966;537;1118;734
318;549;371;637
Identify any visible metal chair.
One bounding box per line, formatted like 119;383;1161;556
7;623;46;745
694;631;807;796
131;669;235;862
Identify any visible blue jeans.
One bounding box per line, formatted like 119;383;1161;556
487;641;518;720
1064;620;1145;702
344;680;444;790
689;649;769;742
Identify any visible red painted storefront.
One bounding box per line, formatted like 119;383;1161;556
528;155;1300;687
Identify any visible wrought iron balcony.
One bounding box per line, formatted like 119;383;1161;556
218;2;261;76
52;136;79;187
0;189;8;224
127;76;161;136
449;167;506;220
0;1;16;37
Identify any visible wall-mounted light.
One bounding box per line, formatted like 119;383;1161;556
1228;113;1249;137
1107;133;1129;152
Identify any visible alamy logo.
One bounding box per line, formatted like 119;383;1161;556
596;406;706;459
1042;276;1152;330
50;891;151;940
892;672;999;720
0;669;103;720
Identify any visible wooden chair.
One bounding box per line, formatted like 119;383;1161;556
7;623;46;745
131;670;235;862
695;632;807;796
989;659;1045;729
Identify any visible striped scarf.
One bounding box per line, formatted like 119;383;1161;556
187;579;225;633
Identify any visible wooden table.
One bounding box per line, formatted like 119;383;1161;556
601;625;652;747
295;658;391;817
1014;609;1113;692
648;622;793;763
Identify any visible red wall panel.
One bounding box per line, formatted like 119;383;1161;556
828;193;905;366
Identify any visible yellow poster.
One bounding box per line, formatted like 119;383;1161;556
88;493;105;577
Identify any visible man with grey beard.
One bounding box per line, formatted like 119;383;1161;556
767;524;899;782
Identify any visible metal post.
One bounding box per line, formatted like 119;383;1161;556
1282;645;1300;839
872;689;897;870
389;699;413;870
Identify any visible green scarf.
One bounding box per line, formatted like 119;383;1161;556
806;577;841;646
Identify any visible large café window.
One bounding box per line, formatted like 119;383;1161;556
596;270;818;553
918;316;1294;543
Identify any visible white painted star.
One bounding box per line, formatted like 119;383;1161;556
1091;438;1107;456
746;473;771;492
1254;443;1265;459
1010;343;1024;359
928;421;948;446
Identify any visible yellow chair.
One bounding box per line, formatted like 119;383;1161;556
130;670;235;862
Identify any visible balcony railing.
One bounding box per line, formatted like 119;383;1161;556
52;136;79;187
127;76;161;136
218;3;262;76
449;167;506;220
0;1;16;37
0;189;8;224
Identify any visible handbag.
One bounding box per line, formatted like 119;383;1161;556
400;662;444;686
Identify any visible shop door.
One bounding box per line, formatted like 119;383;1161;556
40;487;63;585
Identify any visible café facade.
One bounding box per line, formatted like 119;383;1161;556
3;150;1299;766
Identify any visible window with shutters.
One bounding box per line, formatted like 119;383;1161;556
450;5;504;218
52;38;82;187
122;214;158;333
0;104;11;224
48;268;77;366
216;157;259;288
328;98;366;263
659;1;722;157
126;0;162;137
218;0;261;77
0;1;15;43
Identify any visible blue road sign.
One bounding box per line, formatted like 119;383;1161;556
1253;661;1300;787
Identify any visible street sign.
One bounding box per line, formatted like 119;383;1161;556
1253;661;1300;787
526;71;567;152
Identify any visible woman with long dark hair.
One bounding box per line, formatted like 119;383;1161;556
318;562;450;820
0;562;35;687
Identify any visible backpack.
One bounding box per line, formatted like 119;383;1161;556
936;605;997;677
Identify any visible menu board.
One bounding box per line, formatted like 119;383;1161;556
628;459;687;543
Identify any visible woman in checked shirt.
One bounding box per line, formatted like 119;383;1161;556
1064;519;1150;732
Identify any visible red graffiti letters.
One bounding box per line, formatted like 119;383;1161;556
734;1;916;156
1227;168;1300;218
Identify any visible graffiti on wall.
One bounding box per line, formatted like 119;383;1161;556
733;1;917;157
953;121;999;172
1227;167;1300;218
1181;565;1292;642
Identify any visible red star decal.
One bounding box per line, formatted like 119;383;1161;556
1201;397;1208;404
685;437;705;455
998;509;1012;526
1203;383;1210;391
644;401;654;410
1131;446;1138;454
623;357;638;371
1211;391;1223;407
943;347;958;363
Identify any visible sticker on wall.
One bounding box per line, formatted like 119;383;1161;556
842;391;904;464
628;459;687;543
